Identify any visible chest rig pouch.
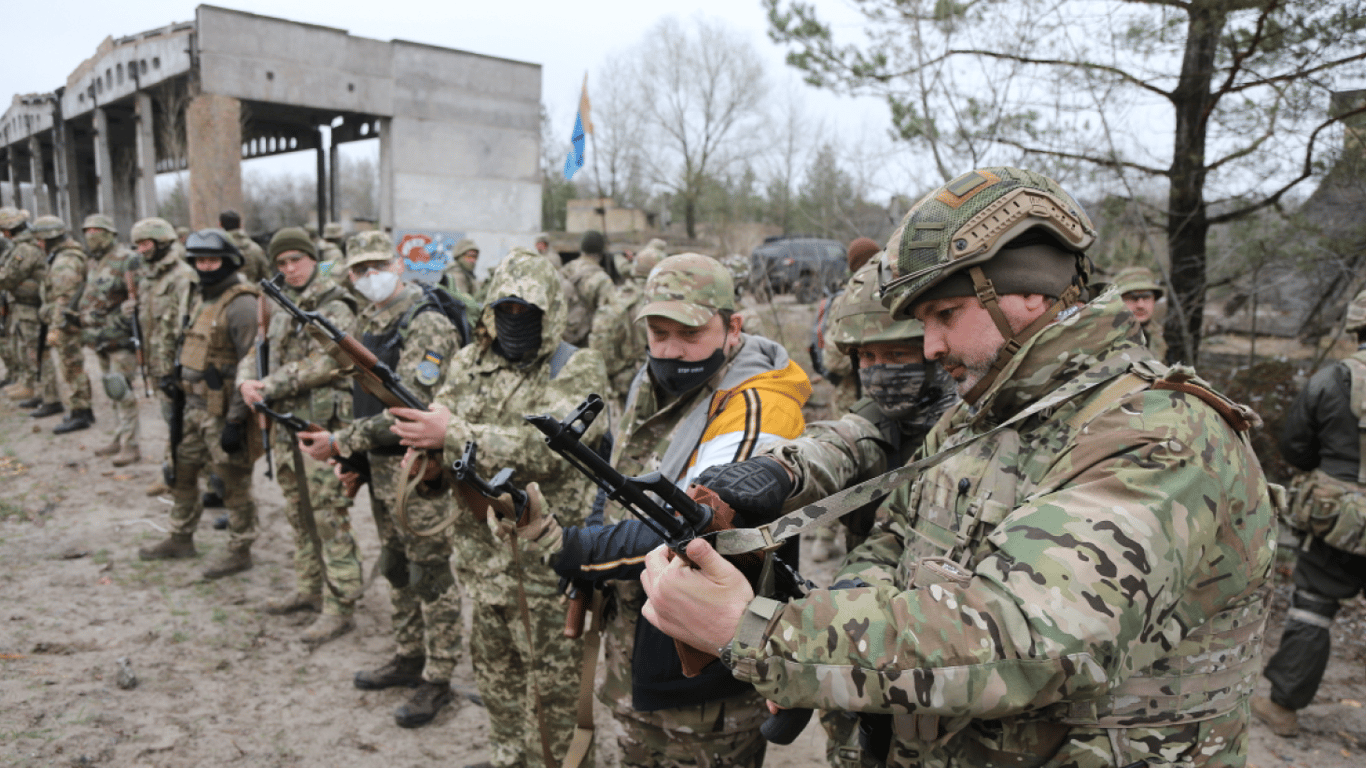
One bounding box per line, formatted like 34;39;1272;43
1286;354;1366;556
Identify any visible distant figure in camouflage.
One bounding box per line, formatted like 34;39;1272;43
588;244;661;406
126;218;198;496
561;230;616;346
393;247;609;768
1252;288;1366;738
77;214;141;464
297;230;466;729
138;230;260;581
0;234;17;389
644;167;1277;768
810;237;881;421
1113;265;1167;362
31;216;94;433
513;253;811;768
220;210;272;284
440;237;482;302
320;222;346;267
237;227;363;646
534;231;562;269
0;207;46;403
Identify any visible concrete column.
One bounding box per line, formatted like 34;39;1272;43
315;127;327;229
134;92;158;220
378;118;393;231
329;136;340;224
93;107;115;218
4;151;15;208
28;136;47;217
56;120;80;225
185;93;242;230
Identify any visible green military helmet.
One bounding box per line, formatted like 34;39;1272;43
0;206;28;230
880;167;1096;319
829;255;925;354
81;213;117;233
343;230;396;271
131;217;178;244
1112;265;1164;300
31;215;68;240
1345;289;1366;334
637;252;735;327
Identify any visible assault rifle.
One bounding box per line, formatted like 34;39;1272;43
256;292;273;479
253;402;372;484
258;274;426;411
122;271;152;397
525;394;814;745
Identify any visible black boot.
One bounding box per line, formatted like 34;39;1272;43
394;680;455;728
16;395;42;409
29;402;64;418
354;654;425;690
202;473;226;508
53;408;95;434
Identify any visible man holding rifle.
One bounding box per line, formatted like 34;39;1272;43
642;168;1277;768
77;214;142;465
0;207;47;405
295;230;465;728
236;227;362;646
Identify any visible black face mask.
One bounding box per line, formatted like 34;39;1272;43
146;242;174;263
859;362;956;424
195;261;239;291
492;304;544;363
648;348;726;397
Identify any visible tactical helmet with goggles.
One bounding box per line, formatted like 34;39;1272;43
829;255;925;354
185;228;244;267
131;217;178;245
31;215;68;241
1345;289;1366;335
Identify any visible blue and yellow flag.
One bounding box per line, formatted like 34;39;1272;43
564;74;593;180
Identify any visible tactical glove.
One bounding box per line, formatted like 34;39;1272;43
491;482;564;562
220;421;246;454
692;456;794;520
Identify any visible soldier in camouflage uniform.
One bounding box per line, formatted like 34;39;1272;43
0;234;16;389
126;218;198;496
220;210;272;284
391;247;608;768
76;214;142;464
0;210;45;401
643;167;1277;768
138;230;260;581
30;216;95;432
562;230;616;346
1113;265;1167;362
296;230;466;728
534;232;562;269
440;237;482;302
588;245;661;406
237;227;363;646
319;222;345;272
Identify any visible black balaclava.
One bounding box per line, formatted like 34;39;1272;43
491;297;543;363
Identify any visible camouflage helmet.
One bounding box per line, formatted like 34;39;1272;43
0;207;28;230
81;213;117;233
322;222;345;240
131;217;178;245
829;255;924;354
31;215;68;240
454;237;479;258
633;246;664;278
1345;289;1366;334
881;167;1095;320
184;228;243;266
1112;265;1164;300
342;230;396;271
637;253;735;326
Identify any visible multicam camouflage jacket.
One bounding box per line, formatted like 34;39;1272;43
234;269;357;428
562;255;614;345
434;249;608;604
39;239;88;330
135;244;197;381
728;289;1277;768
0;229;45;306
228;228;272;284
587;274;648;398
76;240;137;351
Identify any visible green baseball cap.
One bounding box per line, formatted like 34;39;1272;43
637;252;735;327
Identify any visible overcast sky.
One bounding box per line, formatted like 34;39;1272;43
4;0;903;193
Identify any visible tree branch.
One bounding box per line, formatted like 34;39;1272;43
997;139;1170;176
933;49;1173;99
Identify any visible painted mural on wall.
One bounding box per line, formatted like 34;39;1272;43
395;229;467;284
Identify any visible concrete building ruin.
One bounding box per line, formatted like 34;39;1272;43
0;4;541;270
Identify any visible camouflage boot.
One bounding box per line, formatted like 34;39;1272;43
263;592;322;615
394;679;454;728
145;478;171;496
1252;696;1300;737
354;654;425;690
93;438;122;457
202;547;253;580
138;533;196;561
300;614;355;646
111;445;141;467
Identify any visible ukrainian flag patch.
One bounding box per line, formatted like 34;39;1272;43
416;350;444;385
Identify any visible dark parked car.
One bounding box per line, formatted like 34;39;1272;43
748;236;847;303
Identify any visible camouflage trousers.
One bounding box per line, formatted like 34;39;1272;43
8;307;39;389
614;691;769;768
275;430;361;617
169;407;257;550
40;327;91;409
0;310;20;384
368;453;462;682
94;349;139;448
470;596;585;768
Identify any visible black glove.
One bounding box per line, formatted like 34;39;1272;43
692;456;793;521
157;373;180;400
220;421;246;454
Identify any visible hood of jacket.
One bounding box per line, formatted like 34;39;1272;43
475;247;566;363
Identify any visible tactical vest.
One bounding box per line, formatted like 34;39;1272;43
890;359;1270;763
7;235;44;305
1287;352;1366;555
180;282;258;417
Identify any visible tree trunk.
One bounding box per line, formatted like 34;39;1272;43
684;193;698;240
1163;3;1227;366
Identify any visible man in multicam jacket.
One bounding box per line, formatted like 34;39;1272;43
32;216;94;434
220;209;272;284
643;167;1277;768
237;227;363;647
0;207;46;403
391;248;609;768
77;214;142;465
562;230;616;346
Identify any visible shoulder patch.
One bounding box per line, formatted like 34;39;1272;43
416;350;443;386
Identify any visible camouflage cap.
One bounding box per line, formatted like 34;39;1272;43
637;252;735;326
454;237;479;257
81;213;117;233
342;230;396;270
829;255;925;354
31;215;67;240
322;222;345;240
269;226;318;260
881;167;1095;318
131;217;177;244
0;207;28;230
1345;289;1366;334
633;247;664;278
1112;265;1164;299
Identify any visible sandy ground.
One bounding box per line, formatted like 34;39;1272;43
0;341;1362;768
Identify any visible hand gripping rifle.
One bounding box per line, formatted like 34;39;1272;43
122;271;152;397
525;394;815;745
253;402;373;484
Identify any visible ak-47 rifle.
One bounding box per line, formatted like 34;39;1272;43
258;274;426;411
253;402;372;484
122;271;152;398
256;291;273;480
526;394;815;745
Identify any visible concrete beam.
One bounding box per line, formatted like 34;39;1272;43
54;111;79;224
5;152;17;208
93;107;115;217
134;92;157;219
28;136;47;217
378;117;392;231
185;93;242;230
